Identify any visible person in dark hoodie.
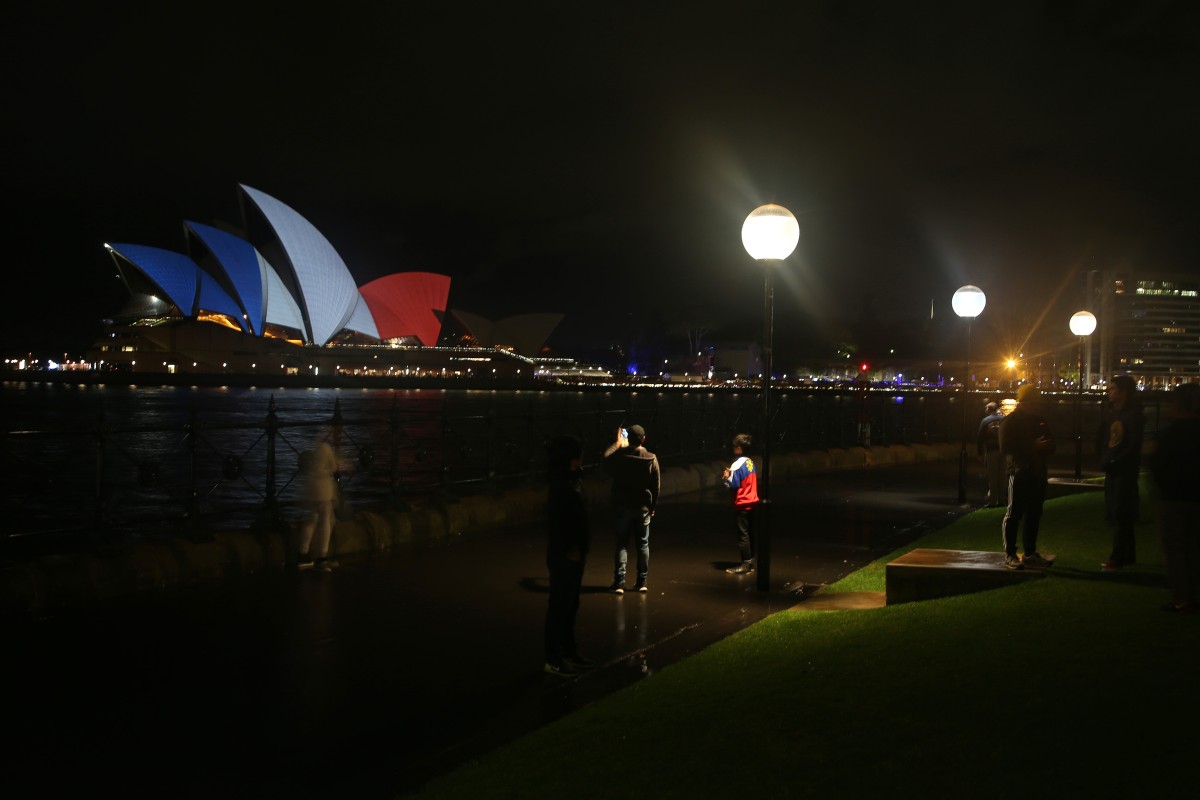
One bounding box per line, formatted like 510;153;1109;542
1100;374;1144;572
543;435;594;677
998;385;1056;570
1148;383;1200;613
603;424;661;594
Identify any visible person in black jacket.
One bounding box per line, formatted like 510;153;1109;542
999;385;1056;570
977;401;1007;507
543;435;593;677
603;424;661;594
1148;384;1200;612
1100;375;1144;572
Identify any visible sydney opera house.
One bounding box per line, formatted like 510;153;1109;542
86;185;573;384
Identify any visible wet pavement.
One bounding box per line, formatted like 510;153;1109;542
7;458;1086;798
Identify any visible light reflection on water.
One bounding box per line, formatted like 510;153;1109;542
5;381;1093;546
1;383;770;542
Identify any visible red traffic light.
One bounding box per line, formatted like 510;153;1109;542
860;363;869;372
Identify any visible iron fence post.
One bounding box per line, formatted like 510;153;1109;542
187;407;197;518
94;409;106;534
186;406;206;540
526;398;537;484
438;407;456;503
486;401;498;495
264;396;279;518
331;398;349;519
388;394;407;510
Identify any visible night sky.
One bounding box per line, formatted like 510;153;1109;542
5;2;1199;370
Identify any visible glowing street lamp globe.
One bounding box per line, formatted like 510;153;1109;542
742;204;800;261
952;285;986;319
1069;310;1097;337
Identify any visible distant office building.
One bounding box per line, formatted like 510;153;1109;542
1088;271;1200;388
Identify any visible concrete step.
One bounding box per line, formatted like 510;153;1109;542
885;548;1049;605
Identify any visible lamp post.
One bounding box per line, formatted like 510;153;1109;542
1069;310;1097;479
742;204;800;593
952;285;986;504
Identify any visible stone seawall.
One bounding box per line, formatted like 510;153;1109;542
0;444;960;617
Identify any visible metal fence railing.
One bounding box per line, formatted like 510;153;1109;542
3;385;1147;557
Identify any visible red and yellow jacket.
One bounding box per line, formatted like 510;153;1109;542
723;456;760;509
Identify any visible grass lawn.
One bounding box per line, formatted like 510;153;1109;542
406;488;1199;799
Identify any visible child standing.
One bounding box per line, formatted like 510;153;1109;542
722;433;760;575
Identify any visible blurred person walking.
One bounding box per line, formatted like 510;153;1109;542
297;423;343;572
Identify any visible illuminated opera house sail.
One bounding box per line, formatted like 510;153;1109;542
88;185;560;383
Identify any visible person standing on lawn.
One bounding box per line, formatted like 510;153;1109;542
999;385;1056;570
1147;383;1200;612
977;401;1008;507
1100;374;1144;572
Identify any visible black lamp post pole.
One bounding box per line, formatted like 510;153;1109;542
757;262;774;592
956;319;972;505
1074;337;1084;480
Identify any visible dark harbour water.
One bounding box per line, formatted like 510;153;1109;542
1;380;1113;552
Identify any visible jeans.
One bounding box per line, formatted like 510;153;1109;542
1105;469;1140;566
613;507;651;585
735;507;755;562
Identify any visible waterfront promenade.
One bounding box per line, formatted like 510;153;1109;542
4;449;1097;798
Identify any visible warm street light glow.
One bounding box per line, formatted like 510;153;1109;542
1069;310;1097;337
742;204;799;261
1006;359;1016;369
